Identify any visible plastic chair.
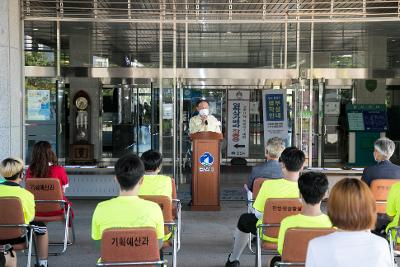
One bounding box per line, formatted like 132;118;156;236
370;179;399;214
256;198;302;267
171;178;182;252
140;195;178;267
96;227;167;267
275;227;336;267
25;178;74;255
0;197;39;267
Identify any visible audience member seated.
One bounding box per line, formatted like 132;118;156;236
245;137;285;192
91;153;164;249
139;149;172;199
276;171;331;256
26;141;74;223
0;158;49;267
305;178;392;267
385;180;400;242
362;137;400;186
225;147;305;267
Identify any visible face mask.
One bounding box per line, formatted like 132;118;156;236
199;109;209;116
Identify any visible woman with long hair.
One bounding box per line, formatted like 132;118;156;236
26;141;73;219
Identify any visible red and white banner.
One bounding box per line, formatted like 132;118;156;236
227;90;250;157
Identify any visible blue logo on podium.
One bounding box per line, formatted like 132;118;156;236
199;152;214;167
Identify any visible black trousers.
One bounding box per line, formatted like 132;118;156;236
237;213;258;235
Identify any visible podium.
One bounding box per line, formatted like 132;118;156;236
190;131;223;211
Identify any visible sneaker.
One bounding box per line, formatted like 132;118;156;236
225;254;240;267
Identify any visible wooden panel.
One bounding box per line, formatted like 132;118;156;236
191;132;222;211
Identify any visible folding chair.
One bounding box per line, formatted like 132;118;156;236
246;178;268;254
387;216;400;264
370;179;399;214
25;178;75;255
171;178;182;252
275;227;336;267
256;198;302;267
96;227;167;267
140;195;178;267
0;197;39;267
247;178;268;213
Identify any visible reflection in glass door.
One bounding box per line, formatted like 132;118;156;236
56;80;69;160
101;84;157;159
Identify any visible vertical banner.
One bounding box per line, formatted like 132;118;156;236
227;90;250;157
262;89;289;146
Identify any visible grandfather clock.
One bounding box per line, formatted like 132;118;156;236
70;91;94;163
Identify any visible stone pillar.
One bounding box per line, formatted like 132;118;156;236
0;0;23;160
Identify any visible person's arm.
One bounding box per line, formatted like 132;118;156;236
361;168;370;186
277;219;288;255
386;186;397;220
188;117;197;135
247;167;257;192
25;193;36;224
91;206;101;249
155;206;165;250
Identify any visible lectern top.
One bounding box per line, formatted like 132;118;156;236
190;131;223;140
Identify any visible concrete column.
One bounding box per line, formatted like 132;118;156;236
0;0;23;160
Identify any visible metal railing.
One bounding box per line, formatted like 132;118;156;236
22;0;400;22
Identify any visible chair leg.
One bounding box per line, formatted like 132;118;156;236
47;206;71;256
67;220;76;246
26;229;33;267
256;229;261;267
248;233;255;254
172;226;177;267
177;206;181;252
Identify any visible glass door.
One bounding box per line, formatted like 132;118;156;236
101;83;157;160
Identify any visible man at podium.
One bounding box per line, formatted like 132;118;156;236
187;99;222;206
189;99;221;134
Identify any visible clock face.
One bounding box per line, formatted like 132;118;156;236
76;97;88;110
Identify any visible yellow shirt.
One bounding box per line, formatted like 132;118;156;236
138;174;172;199
0;182;35;224
189;114;221;134
253;178;300;242
91;196;164;240
386;182;400;241
277;214;332;255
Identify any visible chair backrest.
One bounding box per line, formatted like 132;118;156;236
370;179;399;213
101;227;160;267
25;178;64;213
252;178;267;199
263;198;302;239
140;195;173;223
0;197;26;240
171;177;177;199
281;228;336;264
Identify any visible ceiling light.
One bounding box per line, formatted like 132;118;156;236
33;28;39;31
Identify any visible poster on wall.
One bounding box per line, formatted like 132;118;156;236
27;89;51;120
227;90;250;158
262;89;289;147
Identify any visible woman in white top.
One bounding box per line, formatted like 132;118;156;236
305;178;393;267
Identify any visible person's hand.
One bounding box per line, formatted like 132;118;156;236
200;115;207;123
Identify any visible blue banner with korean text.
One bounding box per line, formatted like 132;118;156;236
262;90;289;147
